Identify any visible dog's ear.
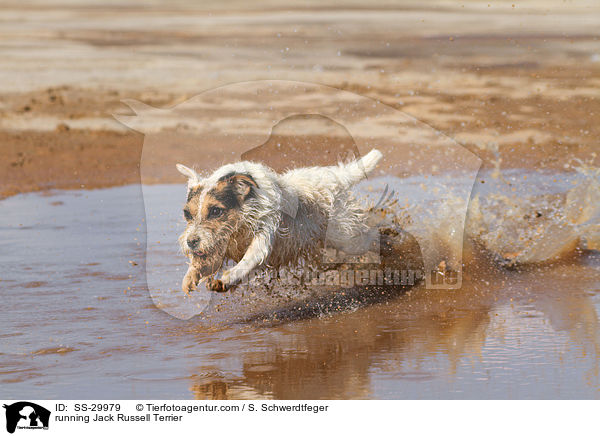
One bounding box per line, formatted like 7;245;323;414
176;164;203;193
176;164;198;181
228;174;257;200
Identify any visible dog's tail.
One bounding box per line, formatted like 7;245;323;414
341;149;383;183
358;149;383;174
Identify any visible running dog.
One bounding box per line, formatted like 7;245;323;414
177;149;384;293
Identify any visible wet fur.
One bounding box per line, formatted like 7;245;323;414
177;149;383;293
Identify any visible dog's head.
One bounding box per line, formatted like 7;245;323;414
176;164;258;276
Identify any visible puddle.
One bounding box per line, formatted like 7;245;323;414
0;169;599;398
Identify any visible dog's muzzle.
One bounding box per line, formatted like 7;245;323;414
187;237;209;259
187;236;200;249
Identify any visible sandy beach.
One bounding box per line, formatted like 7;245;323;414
1;0;599;197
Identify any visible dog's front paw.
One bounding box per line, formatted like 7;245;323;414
207;277;228;293
182;276;197;294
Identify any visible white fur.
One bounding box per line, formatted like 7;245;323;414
178;149;383;289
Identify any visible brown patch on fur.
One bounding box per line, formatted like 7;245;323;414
187;185;203;202
198;173;257;221
200;191;244;250
217;173;257;201
225;225;254;262
181;173;259;283
184;187;202;221
200;192;230;219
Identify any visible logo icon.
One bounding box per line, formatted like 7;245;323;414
3;402;50;434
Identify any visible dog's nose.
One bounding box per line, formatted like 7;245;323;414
187;237;200;249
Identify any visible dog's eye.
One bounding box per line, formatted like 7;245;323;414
208;206;224;218
183;209;193;221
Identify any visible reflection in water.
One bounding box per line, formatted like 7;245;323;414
187;255;600;399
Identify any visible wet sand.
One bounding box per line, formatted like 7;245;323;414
1;0;599;399
1;0;599;198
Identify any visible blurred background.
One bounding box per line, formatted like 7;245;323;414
1;0;598;197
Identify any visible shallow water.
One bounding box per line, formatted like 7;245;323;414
1;171;599;399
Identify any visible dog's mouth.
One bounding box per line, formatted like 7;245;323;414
189;246;226;277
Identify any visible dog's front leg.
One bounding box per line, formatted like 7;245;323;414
182;263;201;294
207;230;274;292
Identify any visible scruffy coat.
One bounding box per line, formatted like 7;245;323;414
177;149;383;292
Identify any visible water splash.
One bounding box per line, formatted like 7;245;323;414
465;159;599;265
